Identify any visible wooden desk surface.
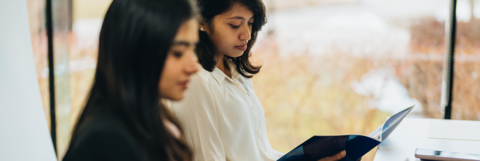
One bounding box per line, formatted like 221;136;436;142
374;118;480;161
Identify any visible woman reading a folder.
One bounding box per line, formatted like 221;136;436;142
169;0;346;160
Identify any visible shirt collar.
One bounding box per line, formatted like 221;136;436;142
211;60;240;85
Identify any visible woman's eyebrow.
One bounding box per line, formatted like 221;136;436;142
229;16;245;20
172;41;191;47
229;16;253;20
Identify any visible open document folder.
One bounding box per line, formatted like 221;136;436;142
278;106;414;161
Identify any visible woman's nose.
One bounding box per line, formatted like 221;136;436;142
185;53;198;75
239;26;251;42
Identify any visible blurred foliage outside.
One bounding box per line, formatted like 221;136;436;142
249;17;480;161
406;18;480;119
251;34;392;160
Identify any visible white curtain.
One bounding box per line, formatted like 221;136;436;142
0;0;57;160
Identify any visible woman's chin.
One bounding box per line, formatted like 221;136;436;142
226;52;245;58
164;93;184;101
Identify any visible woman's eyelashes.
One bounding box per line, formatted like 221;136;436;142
229;21;254;29
230;24;240;29
229;24;252;29
173;51;184;58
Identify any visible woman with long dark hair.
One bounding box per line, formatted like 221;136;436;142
63;0;198;160
169;0;347;161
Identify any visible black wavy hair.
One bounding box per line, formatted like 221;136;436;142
70;0;196;160
195;0;267;78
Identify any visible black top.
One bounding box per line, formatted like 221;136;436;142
62;110;145;161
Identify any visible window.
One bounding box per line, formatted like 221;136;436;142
26;0;50;129
452;0;480;120
252;0;470;160
26;0;111;159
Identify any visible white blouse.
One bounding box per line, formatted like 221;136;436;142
169;62;284;161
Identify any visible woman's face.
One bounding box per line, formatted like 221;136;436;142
160;19;199;100
202;3;254;58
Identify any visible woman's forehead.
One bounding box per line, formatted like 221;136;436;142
173;19;198;45
219;3;254;20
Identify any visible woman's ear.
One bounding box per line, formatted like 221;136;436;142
198;18;210;34
199;22;207;32
197;17;204;31
199;23;205;32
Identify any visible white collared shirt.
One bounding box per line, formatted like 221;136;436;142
169;62;284;161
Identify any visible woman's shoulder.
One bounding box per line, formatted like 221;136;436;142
64;113;143;161
194;63;213;83
69;113;137;145
238;73;254;88
170;64;219;109
189;63;218;89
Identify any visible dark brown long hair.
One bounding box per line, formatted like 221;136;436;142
195;0;267;78
71;0;196;160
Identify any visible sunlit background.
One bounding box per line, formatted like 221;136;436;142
26;0;480;160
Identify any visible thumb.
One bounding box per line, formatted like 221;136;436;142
318;150;346;161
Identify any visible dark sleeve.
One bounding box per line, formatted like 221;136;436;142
63;125;143;161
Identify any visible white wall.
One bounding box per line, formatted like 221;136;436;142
0;0;57;161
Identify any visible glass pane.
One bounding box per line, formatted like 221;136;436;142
452;0;480;120
26;0;50;130
70;0;111;127
254;0;448;160
51;0;72;158
49;0;112;159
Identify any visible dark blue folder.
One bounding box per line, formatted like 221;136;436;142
278;106;414;161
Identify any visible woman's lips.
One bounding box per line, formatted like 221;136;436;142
178;80;189;89
235;44;247;51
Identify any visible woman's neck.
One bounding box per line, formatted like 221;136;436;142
215;53;232;78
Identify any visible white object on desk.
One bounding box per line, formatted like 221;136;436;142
374;118;480;161
415;148;480;161
429;119;480;141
